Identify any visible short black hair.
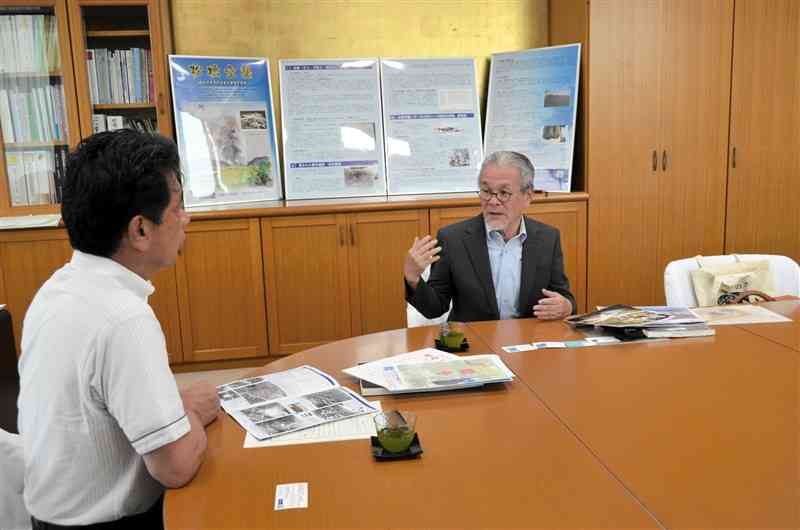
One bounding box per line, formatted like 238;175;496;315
61;129;182;257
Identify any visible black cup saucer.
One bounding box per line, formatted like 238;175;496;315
370;433;423;461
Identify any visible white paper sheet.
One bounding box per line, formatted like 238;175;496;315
691;305;792;326
274;483;308;510
342;348;459;388
0;214;60;229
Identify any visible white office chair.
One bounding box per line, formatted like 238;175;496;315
0;429;31;530
664;254;800;307
406;265;452;327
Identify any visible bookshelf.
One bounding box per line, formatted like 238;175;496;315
0;0;81;215
0;0;173;216
68;0;173;138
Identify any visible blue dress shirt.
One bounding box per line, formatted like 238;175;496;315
486;220;527;320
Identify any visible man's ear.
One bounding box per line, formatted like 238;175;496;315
126;215;151;251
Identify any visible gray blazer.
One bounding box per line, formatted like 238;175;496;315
406;214;576;322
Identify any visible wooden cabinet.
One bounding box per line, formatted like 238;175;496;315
587;0;733;307
725;0;800;261
0;228;183;361
175;218;267;362
347;210;431;335
430;200;587;313
262;209;429;355
0;0;82;216
67;0;173;138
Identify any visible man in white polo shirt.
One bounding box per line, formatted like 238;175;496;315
17;130;220;529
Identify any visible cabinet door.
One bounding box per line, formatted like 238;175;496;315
430;202;587;313
0;228;181;360
149;266;182;363
725;0;800;260
657;0;732;288
587;0;662;307
0;229;71;355
261;214;350;355
176;218;267;362
347;209;429;335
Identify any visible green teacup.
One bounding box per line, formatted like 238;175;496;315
374;410;417;453
442;330;465;349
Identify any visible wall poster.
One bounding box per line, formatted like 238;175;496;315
484;44;581;192
279;59;387;200
169;55;282;208
380;58;483;195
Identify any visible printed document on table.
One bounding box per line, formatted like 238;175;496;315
342;348;459;388
217;366;378;441
381;354;514;393
244;401;381;448
690;305;792;326
217;365;339;414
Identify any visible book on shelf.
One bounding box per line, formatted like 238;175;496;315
106;115;124;131
0;13;61;75
4;145;66;206
0;80;67;144
101;115;157;133
217;365;378;441
87;47;152;105
91;114;107;133
344;348;515;395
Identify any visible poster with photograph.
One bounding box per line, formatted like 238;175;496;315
380;58;483;195
169;56;282;207
279;59;387;200
484;44;581;192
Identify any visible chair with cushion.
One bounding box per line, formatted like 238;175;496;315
664;254;800;307
0;429;31;530
406;266;451;327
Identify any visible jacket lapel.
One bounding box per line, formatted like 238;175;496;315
518;216;540;316
463;216;500;319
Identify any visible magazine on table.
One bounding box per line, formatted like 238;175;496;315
217;366;378;441
566;304;706;328
344;349;514;394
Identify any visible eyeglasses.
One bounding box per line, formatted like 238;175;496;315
477;188;515;203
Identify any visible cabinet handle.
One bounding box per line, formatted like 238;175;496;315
350;224;356;246
732;146;736;169
339;226;345;246
662;150;667;171
652;150;657;171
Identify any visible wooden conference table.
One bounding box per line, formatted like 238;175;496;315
165;302;800;529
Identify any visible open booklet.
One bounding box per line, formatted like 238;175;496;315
343;348;515;394
217;366;378;441
566;304;706;328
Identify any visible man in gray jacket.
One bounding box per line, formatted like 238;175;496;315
404;151;575;322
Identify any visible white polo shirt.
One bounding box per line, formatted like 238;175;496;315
17;250;191;525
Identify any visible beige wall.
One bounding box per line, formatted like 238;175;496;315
170;0;549;139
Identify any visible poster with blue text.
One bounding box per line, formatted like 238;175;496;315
279;59;386;200
484;44;581;192
169;55;282;207
380;58;483;195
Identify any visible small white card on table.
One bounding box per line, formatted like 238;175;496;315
275;482;308;511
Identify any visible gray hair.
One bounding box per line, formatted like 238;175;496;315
478;151;535;191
